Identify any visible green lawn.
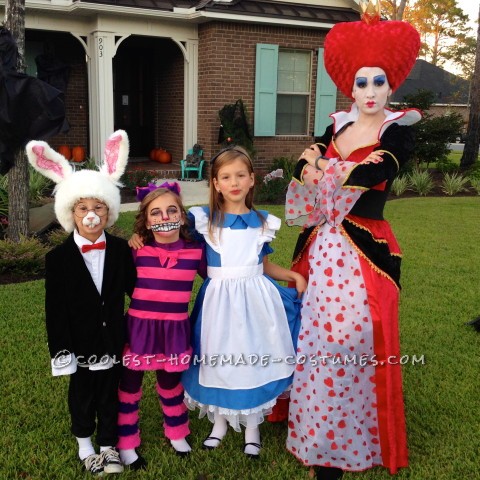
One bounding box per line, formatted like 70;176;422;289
1;198;479;480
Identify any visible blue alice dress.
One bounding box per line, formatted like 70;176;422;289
182;206;301;431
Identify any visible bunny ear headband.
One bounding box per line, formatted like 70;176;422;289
324;0;420;99
26;130;129;232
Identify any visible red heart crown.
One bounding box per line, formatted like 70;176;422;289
324;19;420;99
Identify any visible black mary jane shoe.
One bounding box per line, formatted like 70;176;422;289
202;436;222;450
243;442;261;459
172;438;192;458
128;454;147;471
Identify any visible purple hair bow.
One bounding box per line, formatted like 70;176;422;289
135;181;182;202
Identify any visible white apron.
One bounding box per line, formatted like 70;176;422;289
199;223;295;389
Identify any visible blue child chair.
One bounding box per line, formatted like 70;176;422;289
180;145;204;180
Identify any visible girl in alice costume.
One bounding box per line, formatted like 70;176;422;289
285;3;422;479
181;146;306;458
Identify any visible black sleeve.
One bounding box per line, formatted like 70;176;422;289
44;248;72;359
124;243;137;298
344;124;415;188
293;125;334;182
314;124;334;154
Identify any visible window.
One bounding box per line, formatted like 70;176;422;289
276;49;311;135
254;44;336;137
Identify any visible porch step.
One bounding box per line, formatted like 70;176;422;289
29;202;56;234
126;159;181;179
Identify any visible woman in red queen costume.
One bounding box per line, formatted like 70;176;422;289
285;3;421;479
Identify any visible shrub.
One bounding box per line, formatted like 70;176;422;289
436;158;458;174
45;228;69;247
254;156;296;204
29;166;54;203
441;172;469;196
271;156;297;180
394;89;464;168
0;236;48;276
391;175;411;196
0;168;55;210
121;169;158;192
0;186;7;218
408;168;434;196
466;162;480;180
468;177;480;195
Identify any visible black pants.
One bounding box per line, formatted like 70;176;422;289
68;364;121;446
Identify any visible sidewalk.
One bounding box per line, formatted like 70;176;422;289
119;179;210;212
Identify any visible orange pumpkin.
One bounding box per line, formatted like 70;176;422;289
58;145;71;160
71;146;86;163
156;149;172;164
149;149;157;161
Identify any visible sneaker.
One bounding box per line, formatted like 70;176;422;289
83;454;104;476
99;447;124;474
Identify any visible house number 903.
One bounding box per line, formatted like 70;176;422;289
98;38;103;57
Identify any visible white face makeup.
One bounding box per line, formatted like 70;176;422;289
352;67;392;115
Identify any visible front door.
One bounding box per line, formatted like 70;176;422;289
113;44;154;157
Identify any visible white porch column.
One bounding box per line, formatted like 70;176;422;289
184;39;198;155
87;32;115;164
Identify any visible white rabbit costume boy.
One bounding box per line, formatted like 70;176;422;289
27;131;137;475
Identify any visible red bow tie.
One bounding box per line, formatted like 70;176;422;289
81;241;106;253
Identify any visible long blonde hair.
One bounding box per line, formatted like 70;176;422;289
208;146;264;240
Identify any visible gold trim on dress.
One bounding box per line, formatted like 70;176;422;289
376;149;400;171
339;225;400;292
292;225;320;266
344;217;392;246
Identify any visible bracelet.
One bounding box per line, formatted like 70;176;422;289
314;155;328;170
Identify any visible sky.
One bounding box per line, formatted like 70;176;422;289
456;0;479;31
430;0;478;75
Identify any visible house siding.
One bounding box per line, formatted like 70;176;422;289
198;21;351;173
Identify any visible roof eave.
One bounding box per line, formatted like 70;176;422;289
19;0;342;27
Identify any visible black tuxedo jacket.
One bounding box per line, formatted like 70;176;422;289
44;231;136;365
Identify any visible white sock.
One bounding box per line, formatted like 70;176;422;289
203;414;228;448
170;438;192;453
76;436;95;461
244;426;261;455
119;448;138;466
100;446;113;453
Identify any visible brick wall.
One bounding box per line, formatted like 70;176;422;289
198;21;352;175
154;41;184;164
43;33;89;155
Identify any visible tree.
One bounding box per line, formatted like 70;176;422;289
405;0;471;68
460;5;480;169
380;0;411;20
4;0;29;241
393;89;464;168
443;33;477;79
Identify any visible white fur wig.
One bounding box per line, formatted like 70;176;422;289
26;130;129;232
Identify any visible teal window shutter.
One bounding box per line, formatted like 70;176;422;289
314;48;337;137
254;44;279;136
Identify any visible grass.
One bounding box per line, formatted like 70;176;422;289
1;198;480;479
